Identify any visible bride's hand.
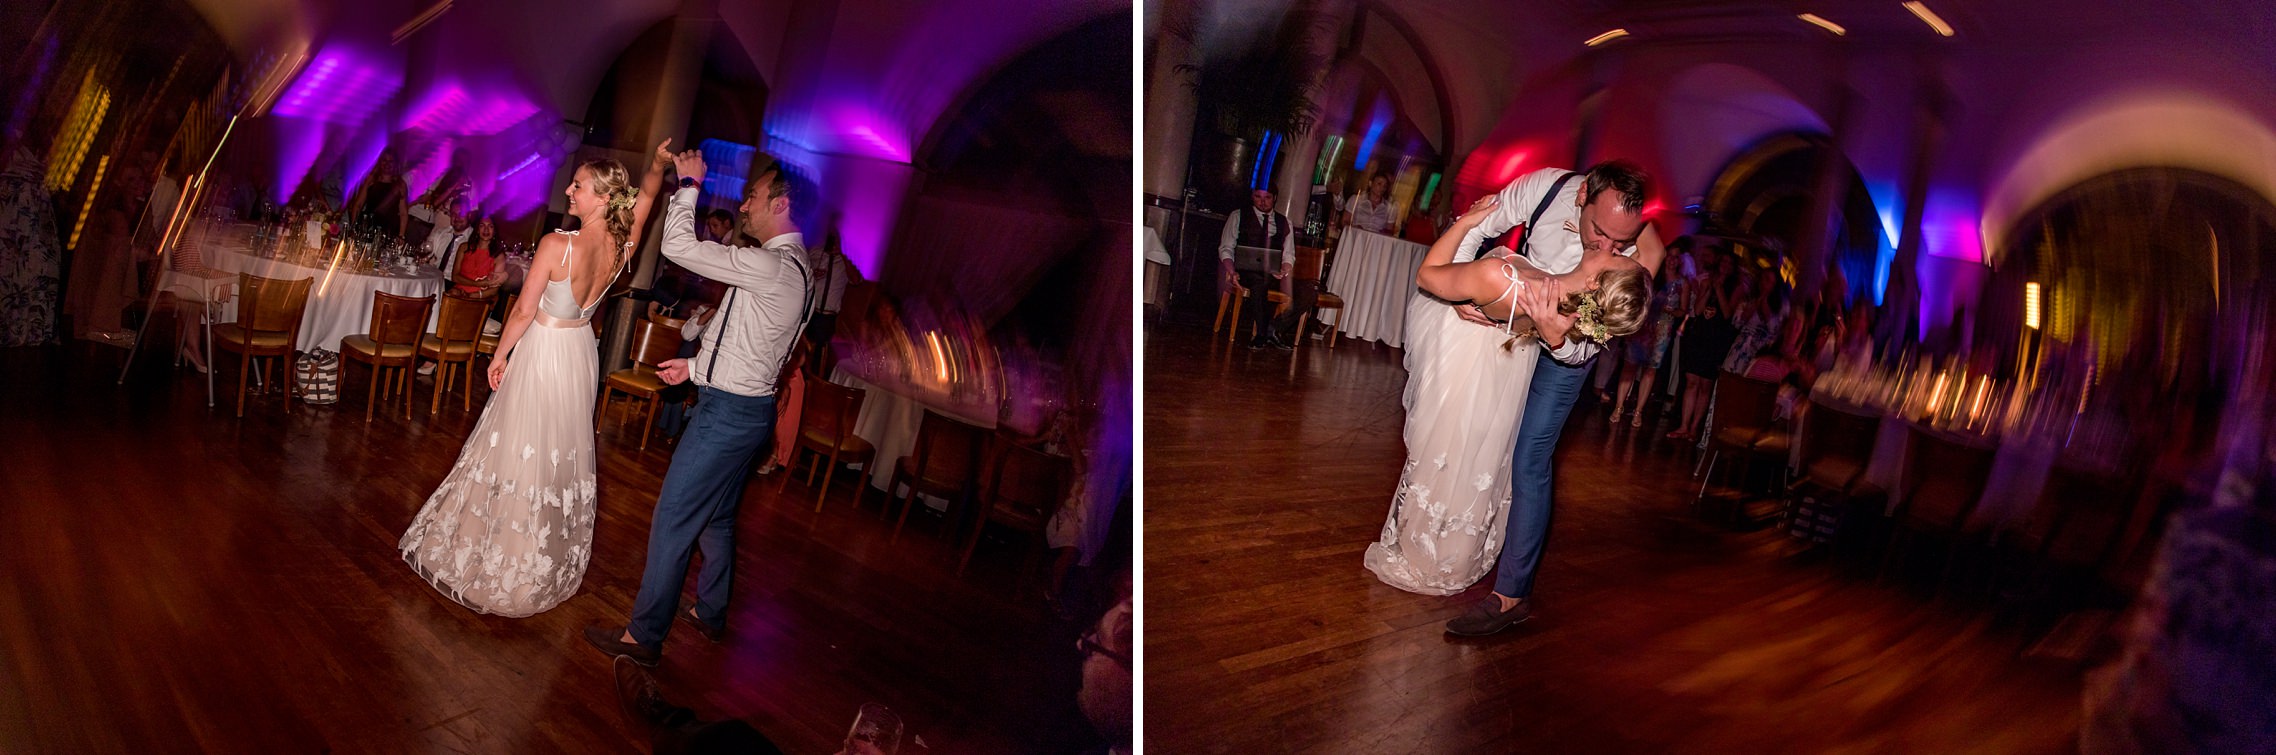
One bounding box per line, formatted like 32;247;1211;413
652;138;675;170
1455;194;1499;227
1453;302;1500;327
488;358;509;390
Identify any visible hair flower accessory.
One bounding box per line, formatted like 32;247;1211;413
607;187;639;211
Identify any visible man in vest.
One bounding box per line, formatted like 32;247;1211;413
1217;188;1302;350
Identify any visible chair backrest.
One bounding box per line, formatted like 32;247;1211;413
1293;245;1326;282
1901;425;1995;530
800;376;866;448
2035;464;2142;569
986;435;1073;522
627;317;681;368
1797;399;1881;472
1711;371;1782;433
433;291;489;342
368;291;435;347
913;410;987;486
238;273;313;334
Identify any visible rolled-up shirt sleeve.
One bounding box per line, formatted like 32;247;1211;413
1547;335;1599;365
1218;212;1240;261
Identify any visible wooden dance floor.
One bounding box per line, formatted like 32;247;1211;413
1144;318;2081;753
0;342;1097;752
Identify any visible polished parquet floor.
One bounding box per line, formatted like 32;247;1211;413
0;340;1101;753
1143;313;2081;754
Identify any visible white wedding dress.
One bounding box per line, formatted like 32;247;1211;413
1363;258;1541;595
400;230;622;617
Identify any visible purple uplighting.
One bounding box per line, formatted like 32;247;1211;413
270;49;402;125
400;82;539;136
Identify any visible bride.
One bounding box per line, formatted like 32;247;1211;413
1363;195;1651;595
398;142;670;616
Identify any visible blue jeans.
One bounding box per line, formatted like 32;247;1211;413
1492;349;1591;599
628;386;776;647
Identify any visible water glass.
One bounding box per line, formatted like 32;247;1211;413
843;703;902;755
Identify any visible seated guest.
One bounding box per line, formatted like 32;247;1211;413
424;199;473;271
449;216;506;296
1216;187;1301;350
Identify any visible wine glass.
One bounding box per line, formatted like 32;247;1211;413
841;703;902;755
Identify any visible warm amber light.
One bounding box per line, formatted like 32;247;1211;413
1903;1;1955;36
1584;29;1629;47
1798;14;1846;35
2024;282;2042;330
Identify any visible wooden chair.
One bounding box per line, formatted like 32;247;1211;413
887;410;989;542
1999;463;2142;603
958;434;1073;582
1693;372;1790;516
474;293;516;365
420;291;490;414
341;291;435;422
211;273;313;417
595;317;683;450
1879;426;1997;593
1790;399;1883;500
1212;286;1288;343
779;376;876;512
1289;245;1346;347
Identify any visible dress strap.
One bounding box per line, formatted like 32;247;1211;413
1482;262;1524;335
553;229;577;265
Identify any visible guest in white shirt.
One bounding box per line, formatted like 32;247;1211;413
1216;188;1301;350
1343;173;1394;235
587;150;816;664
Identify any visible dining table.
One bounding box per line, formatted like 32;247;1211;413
167;223;448;351
1328;228;1430;348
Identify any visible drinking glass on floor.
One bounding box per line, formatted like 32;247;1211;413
840;703;902;755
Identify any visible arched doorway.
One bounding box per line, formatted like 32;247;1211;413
1986;167;2276;453
1700;131;1889;310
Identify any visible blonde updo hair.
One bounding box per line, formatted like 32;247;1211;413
1561;261;1653;339
577;158;636;253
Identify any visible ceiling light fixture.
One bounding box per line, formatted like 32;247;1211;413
1902;1;1954;36
1584;28;1629;47
1798;13;1846;35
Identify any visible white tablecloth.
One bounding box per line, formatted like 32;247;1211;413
1807;396;2055;534
1329;229;1429;348
198;249;445;352
828;368;997;494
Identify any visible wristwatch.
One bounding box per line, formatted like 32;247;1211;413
678;176;698;189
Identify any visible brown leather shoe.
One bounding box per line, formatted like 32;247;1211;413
584;624;662;666
1444;596;1533;636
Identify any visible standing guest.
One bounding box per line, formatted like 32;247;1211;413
346;151;410;240
0;142;63;346
1343;173;1395;235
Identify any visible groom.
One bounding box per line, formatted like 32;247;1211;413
586;149;814;665
1443;161;1664;636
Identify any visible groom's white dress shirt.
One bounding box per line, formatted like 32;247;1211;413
1454;167;1639;365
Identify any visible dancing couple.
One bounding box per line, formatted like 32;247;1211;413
1362;161;1664;635
397;140;815;667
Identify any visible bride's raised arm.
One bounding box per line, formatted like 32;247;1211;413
629;139;673;244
